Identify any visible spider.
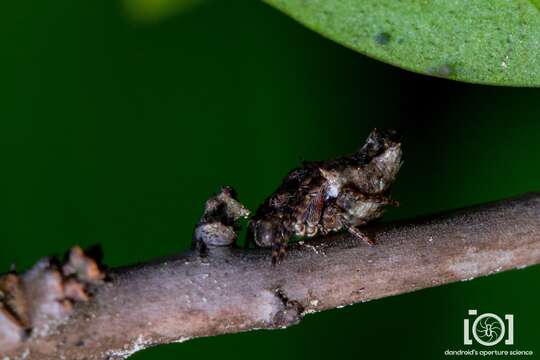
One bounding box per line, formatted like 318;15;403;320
248;129;402;264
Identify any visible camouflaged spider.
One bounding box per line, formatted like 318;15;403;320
247;129;402;264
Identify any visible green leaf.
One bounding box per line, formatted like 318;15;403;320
265;0;540;86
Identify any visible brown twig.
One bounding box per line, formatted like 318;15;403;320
1;193;539;360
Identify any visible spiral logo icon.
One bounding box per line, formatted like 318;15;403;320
472;313;505;346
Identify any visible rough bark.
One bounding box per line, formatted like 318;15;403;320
2;193;539;360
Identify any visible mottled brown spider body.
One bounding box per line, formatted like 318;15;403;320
248;129;402;263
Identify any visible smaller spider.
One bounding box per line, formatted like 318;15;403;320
192;186;250;255
248;128;402;264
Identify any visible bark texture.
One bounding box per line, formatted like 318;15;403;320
2;193;539;360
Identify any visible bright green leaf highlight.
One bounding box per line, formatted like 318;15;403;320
265;0;540;86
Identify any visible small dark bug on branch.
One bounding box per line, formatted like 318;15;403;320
248;129;402;264
192;186;250;255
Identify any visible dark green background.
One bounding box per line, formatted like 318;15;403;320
1;1;538;358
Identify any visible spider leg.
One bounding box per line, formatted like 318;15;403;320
341;184;399;207
331;184;400;245
304;189;325;237
320;201;343;235
371;194;399;207
321;200;375;245
271;240;289;265
344;221;376;246
320;195;375;245
293;186;325;238
278;238;288;263
271;242;281;265
271;226;291;265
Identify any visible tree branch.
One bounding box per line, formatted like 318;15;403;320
2;193;539;360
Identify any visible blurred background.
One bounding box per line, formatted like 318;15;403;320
1;1;538;358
